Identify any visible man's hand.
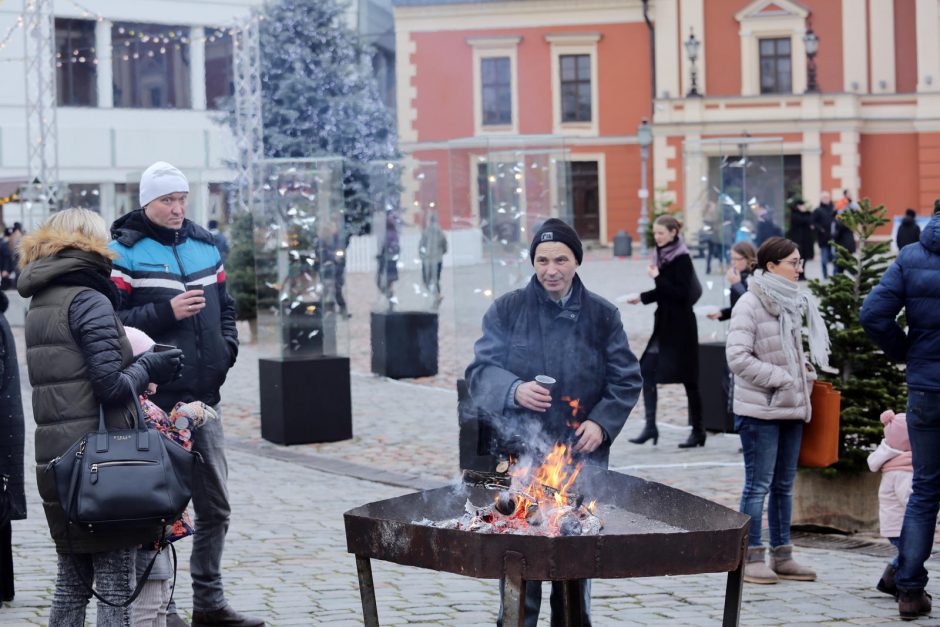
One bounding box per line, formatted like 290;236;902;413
515;380;552;412
170;289;206;321
573;420;604;454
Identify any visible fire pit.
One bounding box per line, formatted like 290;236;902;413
345;464;750;626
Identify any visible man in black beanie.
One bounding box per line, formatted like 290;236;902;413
466;218;642;626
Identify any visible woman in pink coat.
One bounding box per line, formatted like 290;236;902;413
868;410;913;599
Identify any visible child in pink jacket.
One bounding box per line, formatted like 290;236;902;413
867;409;913;599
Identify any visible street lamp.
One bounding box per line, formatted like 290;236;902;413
803;25;820;93
684;28;701;97
636;118;653;256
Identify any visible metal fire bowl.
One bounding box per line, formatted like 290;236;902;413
344;466;749;581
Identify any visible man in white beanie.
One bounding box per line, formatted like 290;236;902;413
108;162;263;627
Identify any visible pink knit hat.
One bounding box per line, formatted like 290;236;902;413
881;410;911;452
124;326;155;356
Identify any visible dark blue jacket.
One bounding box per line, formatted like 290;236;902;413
861;216;940;392
109;210;238;411
465;274;642;465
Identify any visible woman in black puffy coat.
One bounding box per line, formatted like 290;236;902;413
17;209;183;626
0;290;24;607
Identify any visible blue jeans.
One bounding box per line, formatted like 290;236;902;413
890;537;901;568
497;579;591;627
49;548;136;626
167;406;231;614
819;244;833;279
896;390;940;592
736;416;804;548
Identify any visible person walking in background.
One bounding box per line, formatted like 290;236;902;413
207;220;229;265
787;197;815;281
376;211;400;309
0;290;24;608
627;215;706;449
812;192;836;279
419;212;447;301
833;198;858;274
868;410;913;601
109;162;261;627
754;204;783;247
17;208;183;626
707;241;757;322
860;209;940;620
896;209;921;250
726;237;830;585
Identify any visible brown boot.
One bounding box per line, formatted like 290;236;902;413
743;546;778;584
899;589;932;621
769;544;816;581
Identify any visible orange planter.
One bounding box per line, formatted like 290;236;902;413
799;381;842;468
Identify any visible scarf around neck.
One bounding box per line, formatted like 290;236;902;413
749;270;830;371
653;236;690;268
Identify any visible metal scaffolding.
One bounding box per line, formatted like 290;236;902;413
23;0;59;215
233;15;263;215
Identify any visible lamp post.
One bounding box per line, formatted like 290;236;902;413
803;25;820;93
684;28;701;97
636;118;653;256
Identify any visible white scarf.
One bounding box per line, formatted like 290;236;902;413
749;270;830;371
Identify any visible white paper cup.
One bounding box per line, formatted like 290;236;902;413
535;375;556;392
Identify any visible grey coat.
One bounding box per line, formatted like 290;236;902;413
725;283;816;422
465;275;642;465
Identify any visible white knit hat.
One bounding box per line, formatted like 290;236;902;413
139;161;189;208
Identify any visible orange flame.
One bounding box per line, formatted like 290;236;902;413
504;443;584;532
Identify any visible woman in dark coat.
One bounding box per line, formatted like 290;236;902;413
0;290;24;607
708;241;758;322
627;215;705;448
17;209;182;625
787;199;815;280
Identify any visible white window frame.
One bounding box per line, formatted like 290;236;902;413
735;0;808;96
546;33;601;137
468;36;521;136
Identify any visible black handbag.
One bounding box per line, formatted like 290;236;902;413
50;401;195;531
46;398;197;607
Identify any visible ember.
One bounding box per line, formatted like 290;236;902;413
417;443;604;537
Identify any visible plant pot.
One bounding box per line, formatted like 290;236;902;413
791;469;879;533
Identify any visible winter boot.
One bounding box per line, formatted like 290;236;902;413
877;563;898;599
743;546;778;584
769;544;817;581
899;589;932;621
629;417;659;445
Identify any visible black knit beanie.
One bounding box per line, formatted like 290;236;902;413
529;218;583;265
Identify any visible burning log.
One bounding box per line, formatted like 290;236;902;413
525;504;542;526
558;512;582;537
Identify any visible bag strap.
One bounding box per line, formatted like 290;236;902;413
64;522;166;608
96;397;151;453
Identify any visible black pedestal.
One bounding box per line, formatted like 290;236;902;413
699;341;734;433
259;356;352;445
371;311;438;379
457;379;498;472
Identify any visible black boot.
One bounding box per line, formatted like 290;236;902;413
878;563;898;599
629;419;658;445
678;429;706;448
899;589;932;620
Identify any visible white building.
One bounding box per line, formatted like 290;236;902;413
0;0;395;230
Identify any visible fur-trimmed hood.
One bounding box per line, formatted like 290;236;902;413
16;227;115;298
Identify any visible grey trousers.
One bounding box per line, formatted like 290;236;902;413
168;406;231;614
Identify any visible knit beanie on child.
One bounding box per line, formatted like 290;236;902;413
881;410;911;452
125;326;155;356
139;161;189;208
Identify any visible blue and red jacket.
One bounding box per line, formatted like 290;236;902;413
109;210;238;411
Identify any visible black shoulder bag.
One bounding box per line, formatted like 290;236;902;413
47;398;197;606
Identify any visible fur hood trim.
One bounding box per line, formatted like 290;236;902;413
18;225;116;268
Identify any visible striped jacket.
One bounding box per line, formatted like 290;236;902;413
109;210;238;411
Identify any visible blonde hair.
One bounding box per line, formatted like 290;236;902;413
18;208;116;268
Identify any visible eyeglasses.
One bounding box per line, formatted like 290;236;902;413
779;258;804;269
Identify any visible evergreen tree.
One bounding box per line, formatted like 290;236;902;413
808;199;907;474
227;211;258;325
257;0;397;239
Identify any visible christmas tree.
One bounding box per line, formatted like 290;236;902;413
258;0;397;239
808;199;907;473
226;211;258;333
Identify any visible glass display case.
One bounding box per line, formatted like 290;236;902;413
683;137;785;342
252;157;350;360
447;136;572;375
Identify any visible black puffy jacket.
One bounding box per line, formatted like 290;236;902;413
109;210;238;412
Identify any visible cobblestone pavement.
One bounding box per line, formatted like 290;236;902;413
3;252;931;626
